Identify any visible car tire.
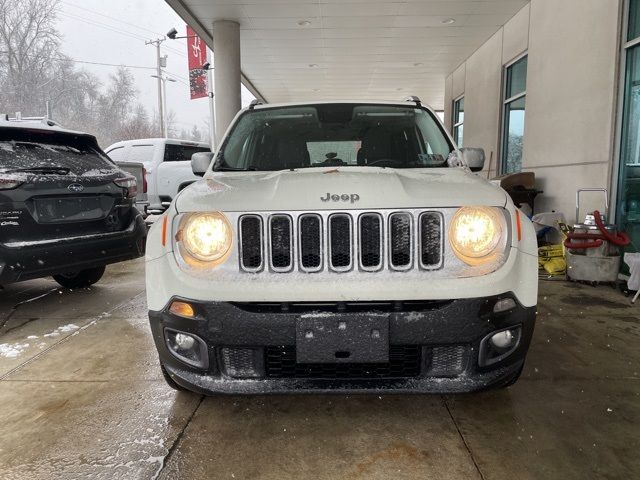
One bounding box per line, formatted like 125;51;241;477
53;266;106;288
161;363;187;391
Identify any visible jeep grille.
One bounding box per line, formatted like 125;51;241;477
238;211;443;273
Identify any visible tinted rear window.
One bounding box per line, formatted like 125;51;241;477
164;144;210;162
0;129;118;176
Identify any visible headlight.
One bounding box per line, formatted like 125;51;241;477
177;212;233;266
449;207;505;265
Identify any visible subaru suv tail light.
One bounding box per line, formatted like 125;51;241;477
114;175;137;198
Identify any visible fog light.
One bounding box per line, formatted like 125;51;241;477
169;301;195;318
479;326;522;367
493;298;516;314
164;329;208;369
174;332;195;350
490;330;515;349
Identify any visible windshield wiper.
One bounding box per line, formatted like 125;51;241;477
213;166;259;172
6;166;71;175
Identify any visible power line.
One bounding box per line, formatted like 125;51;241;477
0;50;157;71
58;11;149;42
61;0;167;38
164;71;190;86
58;8;188;59
59;57;157;71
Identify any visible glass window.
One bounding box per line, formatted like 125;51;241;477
0;130;117;176
629;0;640;42
106;146;125;162
128;144;155;166
453;97;464;146
164;144;210;162
502;56;527;174
616;44;640;269
307;141;361;165
216;104;454;171
505;57;527;99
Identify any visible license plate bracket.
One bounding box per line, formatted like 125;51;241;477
296;315;389;363
34;196;111;223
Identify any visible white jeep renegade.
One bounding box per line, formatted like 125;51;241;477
145;99;538;394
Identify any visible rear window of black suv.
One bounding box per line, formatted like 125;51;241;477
0;128;119;177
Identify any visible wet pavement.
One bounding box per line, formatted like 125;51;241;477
0;259;638;479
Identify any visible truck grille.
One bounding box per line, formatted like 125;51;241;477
238;210;443;273
265;345;422;379
269;215;293;271
299;214;322;271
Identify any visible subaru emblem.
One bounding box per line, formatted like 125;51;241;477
68;183;84;193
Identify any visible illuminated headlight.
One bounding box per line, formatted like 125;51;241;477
176;212;233;266
449;207;505;265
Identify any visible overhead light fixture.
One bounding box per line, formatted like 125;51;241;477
166;28;178;39
441;18;456;25
413;62;423;67
308;63;319;68
297;19;311;27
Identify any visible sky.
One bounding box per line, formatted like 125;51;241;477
56;0;255;137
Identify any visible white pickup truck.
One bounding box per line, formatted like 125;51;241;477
105;138;210;215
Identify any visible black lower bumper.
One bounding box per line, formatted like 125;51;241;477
0;215;146;284
149;294;536;395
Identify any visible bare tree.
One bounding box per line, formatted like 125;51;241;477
0;0;159;148
190;125;202;141
118;104;155;141
166;110;178;139
0;0;61;115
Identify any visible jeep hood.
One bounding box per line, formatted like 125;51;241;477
175;167;507;212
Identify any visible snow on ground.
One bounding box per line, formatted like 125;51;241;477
43;323;80;337
0;342;30;358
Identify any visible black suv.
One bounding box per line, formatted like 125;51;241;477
0;119;146;288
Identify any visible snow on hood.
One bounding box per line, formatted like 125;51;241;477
175;167;507;212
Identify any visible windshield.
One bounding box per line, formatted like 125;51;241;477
0;130;118;176
215;104;453;171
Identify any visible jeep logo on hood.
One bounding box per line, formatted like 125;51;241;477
320;192;360;204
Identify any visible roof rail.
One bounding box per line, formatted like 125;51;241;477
403;96;422;106
248;99;263;110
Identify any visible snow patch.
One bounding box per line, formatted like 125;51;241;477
0;342;30;358
43;323;80;337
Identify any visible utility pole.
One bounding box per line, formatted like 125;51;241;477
207;49;216;149
146;37;166;138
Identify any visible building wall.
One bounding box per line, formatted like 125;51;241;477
444;0;623;220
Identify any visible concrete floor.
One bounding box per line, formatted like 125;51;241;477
0;259;638;480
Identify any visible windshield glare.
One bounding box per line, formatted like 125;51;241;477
216;104;453;171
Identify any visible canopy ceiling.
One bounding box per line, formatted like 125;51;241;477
166;0;529;109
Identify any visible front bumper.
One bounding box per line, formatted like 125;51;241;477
149;294;536;394
0;214;147;284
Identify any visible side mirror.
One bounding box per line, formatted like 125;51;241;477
191;152;214;177
460;148;485;173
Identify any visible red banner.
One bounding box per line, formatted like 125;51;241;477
187;25;208;100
